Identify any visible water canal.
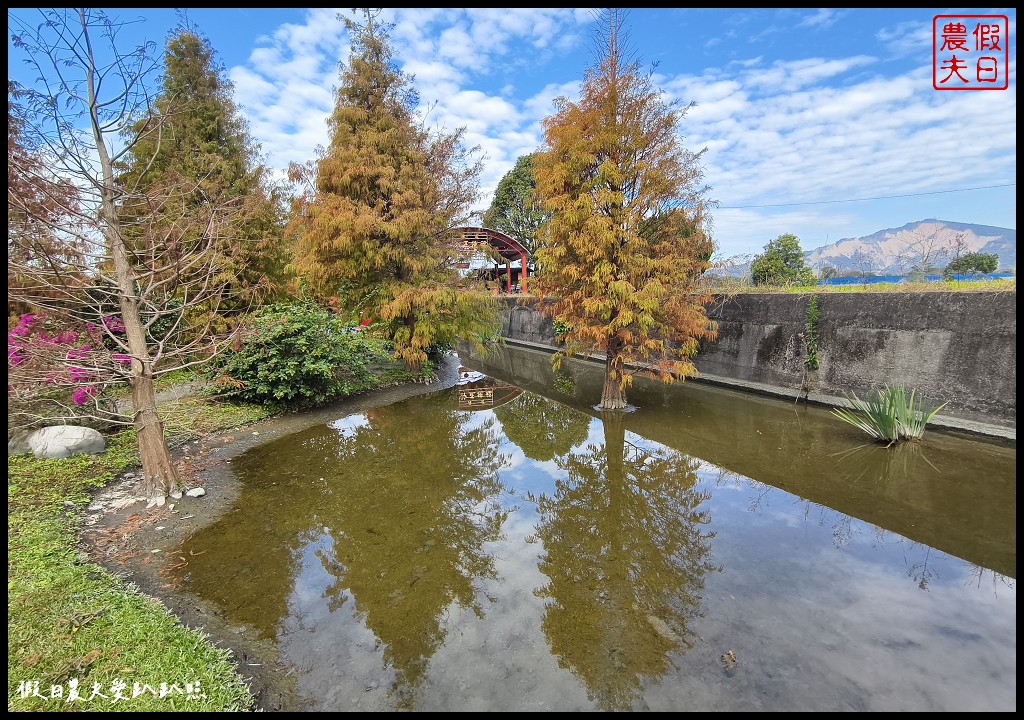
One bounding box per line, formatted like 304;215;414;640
168;344;1016;711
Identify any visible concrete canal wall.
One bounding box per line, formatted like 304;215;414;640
496;292;1016;438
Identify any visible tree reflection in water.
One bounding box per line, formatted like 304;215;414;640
493;391;591;462
312;392;511;709
530;410;719;711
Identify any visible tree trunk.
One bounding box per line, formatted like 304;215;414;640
110;222;180;502
600;336;627;410
109;233;181;502
132;374;180;502
85;21;181;504
114;261;181;502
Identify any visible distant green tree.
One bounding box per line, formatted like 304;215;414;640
943;252;998;279
750;233;816;287
483;153;549;257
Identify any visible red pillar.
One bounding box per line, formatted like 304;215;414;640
506;259;512;293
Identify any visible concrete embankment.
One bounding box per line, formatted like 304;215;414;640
495;292;1016;441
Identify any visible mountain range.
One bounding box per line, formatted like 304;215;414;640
717;219;1016;276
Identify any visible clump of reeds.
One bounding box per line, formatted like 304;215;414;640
832;384;945;445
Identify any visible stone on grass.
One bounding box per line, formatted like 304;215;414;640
26;426;106;459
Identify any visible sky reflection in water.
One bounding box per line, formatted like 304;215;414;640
173;349;1015;712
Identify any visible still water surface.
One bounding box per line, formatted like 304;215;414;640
172;345;1016;711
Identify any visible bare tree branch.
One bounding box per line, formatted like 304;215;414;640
8;8;256;503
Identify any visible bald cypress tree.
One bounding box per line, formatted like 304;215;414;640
8;9;277;503
289;9;497;370
8;80;85;318
118;23;288;316
531;9;717;410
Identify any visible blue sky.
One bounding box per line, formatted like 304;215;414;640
7;8;1017;259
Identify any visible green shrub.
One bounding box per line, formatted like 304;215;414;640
832;384;946;445
750;233;817;287
943;251;999;279
206;302;387;409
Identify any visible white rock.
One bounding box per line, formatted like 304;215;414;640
185;487;206;497
26;426;106;459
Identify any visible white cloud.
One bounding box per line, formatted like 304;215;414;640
227;8;589;200
229;67;276;104
799;8;841;29
227;8;349;174
659;41;1016;255
741;55;876;92
523;81;581;122
222;8;1014;256
875;19;934;57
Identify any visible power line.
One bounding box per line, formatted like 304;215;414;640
719;183;1016;210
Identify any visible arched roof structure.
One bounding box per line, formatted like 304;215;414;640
449;226;529;262
449;226;530;292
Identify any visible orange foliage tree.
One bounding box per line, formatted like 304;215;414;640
287;9;498;371
531;9;717;410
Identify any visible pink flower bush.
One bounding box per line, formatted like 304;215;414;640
71;385;98;405
102;315;126;333
8;312;131;408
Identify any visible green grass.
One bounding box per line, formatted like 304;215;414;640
157;394;273;450
8;384;277;712
8;432;255;712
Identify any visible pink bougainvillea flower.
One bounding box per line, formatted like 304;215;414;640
102;316;126;333
71;385;98;405
66;345;91;361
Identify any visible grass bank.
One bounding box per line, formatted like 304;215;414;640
8;355;433;712
708;276;1015;295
